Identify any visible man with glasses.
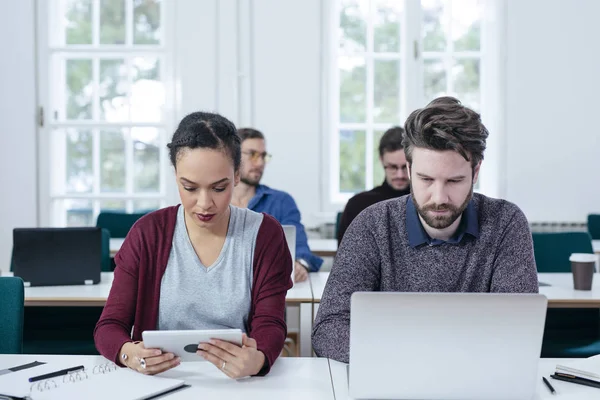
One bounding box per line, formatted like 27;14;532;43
232;128;323;282
337;126;410;245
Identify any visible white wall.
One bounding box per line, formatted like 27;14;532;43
504;0;600;221
3;0;600;274
0;0;37;273
251;0;323;227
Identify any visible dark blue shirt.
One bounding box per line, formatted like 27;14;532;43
248;185;323;271
406;195;479;248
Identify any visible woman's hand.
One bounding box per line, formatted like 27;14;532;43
197;333;266;379
119;341;180;375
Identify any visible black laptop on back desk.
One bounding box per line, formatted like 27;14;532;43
12;227;102;287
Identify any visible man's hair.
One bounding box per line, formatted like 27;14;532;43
378;126;405;157
402;96;489;169
237;127;265;142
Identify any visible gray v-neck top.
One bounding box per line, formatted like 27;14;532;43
157;205;264;332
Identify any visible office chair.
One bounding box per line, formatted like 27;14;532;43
0;277;25;354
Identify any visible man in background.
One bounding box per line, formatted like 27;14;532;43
337;126;410;245
232;128;323;282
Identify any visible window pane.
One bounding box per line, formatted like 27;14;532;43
131;57;164;122
374;0;402;53
65;199;94;226
100;130;126;193
100;59;128;121
66;59;93;120
339;0;368;53
132;128;160;193
422;0;448;52
453;59;480;111
100;0;126;45
453;0;481;51
373;130;385;187
133;200;160;212
373;60;400;123
339;129;366;193
65;129;93;193
134;0;161;44
100;200;126;212
64;0;92;45
339;57;366;123
424;58;446;103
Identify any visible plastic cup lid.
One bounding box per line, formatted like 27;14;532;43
569;253;598;263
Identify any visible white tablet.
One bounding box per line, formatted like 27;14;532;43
142;329;243;362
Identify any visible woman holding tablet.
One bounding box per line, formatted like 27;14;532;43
94;112;293;378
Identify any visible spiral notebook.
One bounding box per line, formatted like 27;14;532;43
0;361;187;400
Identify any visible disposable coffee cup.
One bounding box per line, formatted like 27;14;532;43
569;253;597;291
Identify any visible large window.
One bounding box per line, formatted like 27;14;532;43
332;0;482;202
37;0;173;226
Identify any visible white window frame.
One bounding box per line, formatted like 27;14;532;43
322;0;502;212
36;0;176;226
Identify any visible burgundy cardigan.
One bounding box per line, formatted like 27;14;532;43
94;205;293;375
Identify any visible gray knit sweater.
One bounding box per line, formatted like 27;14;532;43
312;193;538;363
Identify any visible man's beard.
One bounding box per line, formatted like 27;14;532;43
411;183;473;230
240;171;262;187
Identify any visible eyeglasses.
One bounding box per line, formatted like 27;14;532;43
242;150;272;163
383;164;407;173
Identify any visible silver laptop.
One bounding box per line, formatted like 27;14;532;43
349;292;547;400
282;225;296;281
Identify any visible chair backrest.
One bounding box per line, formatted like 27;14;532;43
588;214;600;240
96;211;148;238
101;228;111;272
0;277;25;354
532;231;594;272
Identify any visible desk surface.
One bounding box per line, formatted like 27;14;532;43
111;238;339;258
0;355;334;400
311;272;600;308
329;358;596;400
17;272;313;306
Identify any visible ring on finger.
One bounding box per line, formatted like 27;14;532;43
139;357;147;369
221;361;227;372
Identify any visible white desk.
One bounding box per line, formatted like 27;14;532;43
21;272;115;307
594;240;600;254
109;238;124;256
113;238;339;258
539;272;600;308
0;355;334;400
312;272;600;309
308;239;337;257
17;271;315;358
328;358;596;399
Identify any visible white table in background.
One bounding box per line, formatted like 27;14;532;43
594;240;600;254
312;272;600;309
0;355;334;400
109;238;124;256
16;271;315;358
18;272;114;307
539;272;600;308
307;239;337;257
113;237;340;258
328;358;595;400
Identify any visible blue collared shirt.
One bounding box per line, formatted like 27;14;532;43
248;185;323;272
406;195;479;248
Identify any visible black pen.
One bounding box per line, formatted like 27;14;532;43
543;376;556;394
28;365;85;382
